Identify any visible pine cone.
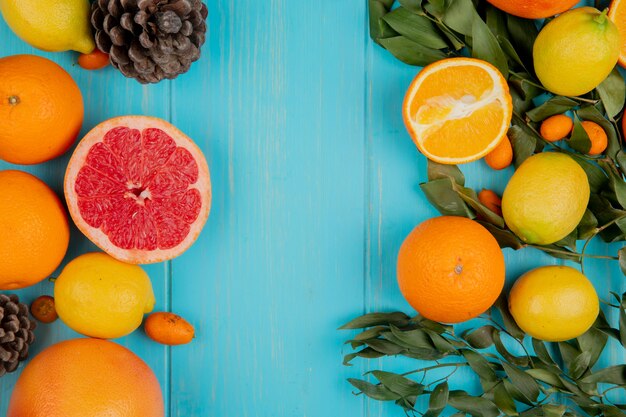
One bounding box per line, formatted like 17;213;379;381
91;0;208;84
0;294;36;377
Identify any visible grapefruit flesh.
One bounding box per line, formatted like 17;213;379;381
65;116;211;264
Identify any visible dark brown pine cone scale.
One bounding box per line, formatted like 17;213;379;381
91;0;208;84
0;294;36;377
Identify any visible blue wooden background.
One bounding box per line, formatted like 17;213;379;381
0;1;624;416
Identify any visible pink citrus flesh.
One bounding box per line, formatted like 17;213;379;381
64;116;211;264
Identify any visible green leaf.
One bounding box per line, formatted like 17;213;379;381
594;307;622;341
461;349;499;392
420;178;474;217
426;330;458;354
542;404;568;417
501;361;540;402
339;312;410;329
442;0;476;35
369;0;398;42
492;383;518;416
463;325;496;349
387;326;435;350
506;15;538;66
343;347;385;365
532;338;560;371
370;371;425;398
576;327;608;370
569;351;592;380
619;247;626;278
365;339;406;355
423;381;449;417
498;36;527;71
580;365;626;385
352;326;387;341
493;331;529;367
571;154;608;194
569;115;592;154
479;222;525;250
508;124;536;168
471;15;508;78
486;6;508;40
427;160;465;185
578;105;621;159
398;0;422;13
448;390;500;417
525;368;565;388
453;184;505;228
596;67;625;119
348;378;401;401
495;296;525;340
378;36;448;67
526;96;578;122
558;342;581;374
619;290;626;345
382;7;449;50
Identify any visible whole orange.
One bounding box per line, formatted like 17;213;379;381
8;338;164;417
0;170;69;289
397;216;505;323
0;54;83;164
486;0;579;19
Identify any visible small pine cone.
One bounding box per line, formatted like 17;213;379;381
0;294;36;377
91;0;208;84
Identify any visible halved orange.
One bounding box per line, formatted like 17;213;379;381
402;58;512;165
609;0;626;68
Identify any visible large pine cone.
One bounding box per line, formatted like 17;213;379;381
91;0;208;84
0;294;36;376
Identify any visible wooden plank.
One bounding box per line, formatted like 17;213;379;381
168;0;367;415
0;20;170;413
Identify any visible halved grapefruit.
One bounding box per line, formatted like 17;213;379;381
64;116;211;264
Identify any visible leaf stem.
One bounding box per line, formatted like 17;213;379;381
400;362;469;378
580;213;626;274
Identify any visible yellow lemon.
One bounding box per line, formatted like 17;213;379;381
502;152;590;245
55;252;156;339
534;7;620;96
509;266;599;341
0;0;94;53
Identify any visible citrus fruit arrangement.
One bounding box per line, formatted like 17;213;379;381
343;0;626;415
0;2;211;414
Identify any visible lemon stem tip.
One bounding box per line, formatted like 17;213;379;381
594;8;609;25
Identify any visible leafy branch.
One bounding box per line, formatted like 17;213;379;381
340;295;626;416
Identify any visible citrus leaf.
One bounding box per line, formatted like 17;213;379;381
369;0;398;42
343;347;385;365
525;368;565;389
478;222;525;250
453;184;505;228
378;36;448;66
580;365;626;385
366;339;406;355
471;14;508;78
618;290;626;345
505;15;538;66
508;124;536;167
620;248;626;278
596;67;625;120
498;36;527;71
616;150;626;177
492;382;518;416
576;328;608;370
382;7;449;50
463;325;496;349
558;342;581;374
526;96;578;123
427;160;465;185
398;0;421;13
569;351;592;380
426;330;458;354
420;178;474;217
542;404;568;417
486;6;508;40
339;312;411;329
388;326;435;350
423;0;445;17
348;378;402;401
442;0;476;35
532;338;560;371
493;331;529;367
423;381;449;417
569;115;592;154
501;361;540;402
495;296;525;340
461;350;499;392
570;155;607;195
370;371;425;398
448;390;500;417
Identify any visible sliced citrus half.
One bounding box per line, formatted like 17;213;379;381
402;58;513;164
609;0;626;68
64;116;211;264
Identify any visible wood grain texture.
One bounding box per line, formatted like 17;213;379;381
0;0;624;416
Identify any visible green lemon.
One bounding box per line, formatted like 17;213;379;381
54;252;156;339
0;0;94;53
533;7;620;96
501;152;590;245
509;266;599;342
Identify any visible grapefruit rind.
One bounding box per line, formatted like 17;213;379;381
402;58;512;165
64;116;211;264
